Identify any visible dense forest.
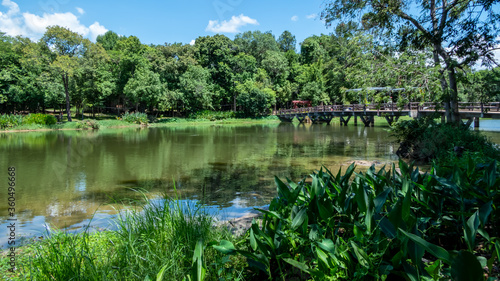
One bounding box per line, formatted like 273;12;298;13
1;25;499;119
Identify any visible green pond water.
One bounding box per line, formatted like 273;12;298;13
1;122;499;247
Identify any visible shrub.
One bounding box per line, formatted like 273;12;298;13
390;116;500;163
0;114;23;129
121;112;148;124
76;120;100;130
23;113;57;126
214;159;500;280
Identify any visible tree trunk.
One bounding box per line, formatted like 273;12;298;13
447;67;460;124
63;73;72;122
432;46;459;124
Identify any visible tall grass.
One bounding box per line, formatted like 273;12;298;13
6;194;237;281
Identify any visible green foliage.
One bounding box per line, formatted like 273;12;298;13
8;195;238;281
391;116;500;163
76;119;100;130
23;113;57;126
121;112;148;124
236;80;276;117
214;159;500;280
0;114;23;129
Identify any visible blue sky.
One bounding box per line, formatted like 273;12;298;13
0;0;331;47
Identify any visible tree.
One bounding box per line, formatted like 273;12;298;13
278;30;296;52
42;26;88;121
96;30;121;51
234;31;279;63
74;41;115;116
322;0;500;123
124;66;166;112
179;65;214;113
235;80;276;117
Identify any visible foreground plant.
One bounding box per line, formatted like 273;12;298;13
214;159;500;280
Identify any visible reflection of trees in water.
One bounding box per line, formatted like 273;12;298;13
0;123;401;244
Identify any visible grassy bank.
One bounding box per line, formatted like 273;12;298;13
1;196;242;280
0;114;280;133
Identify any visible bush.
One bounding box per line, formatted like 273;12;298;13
23;113;57;126
214;159;500;280
76;120;100;130
390;116;500;163
0;114;23;129
121;112;148;124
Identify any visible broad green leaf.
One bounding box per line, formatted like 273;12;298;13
291;207;307;230
156;264;170;281
316;247;331;268
318;239;335;254
451;251;484;281
283;258;310;273
311;175;321;199
191;240;206;281
424;259;441;280
275;176;291;202
399;228;451;264
254;208;283;220
249;228;257;251
464;211;480;252
379;217;396;239
484;161;497;189
402;179;413;222
213;240;236;255
479;201;493;226
374;187;392;213
350;241;369;268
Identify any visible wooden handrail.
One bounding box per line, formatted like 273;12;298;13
277;102;500;115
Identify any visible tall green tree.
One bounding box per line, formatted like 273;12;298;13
322;0;500;123
42;26;88;121
179;65;214;113
74;41;115;116
278;30;296;53
96;30;121;51
235;31;279;63
124;66;166;112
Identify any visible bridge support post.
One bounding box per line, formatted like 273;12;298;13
370;116;375;127
474;117;480;128
359;116;372;127
462;117;474;129
339;116;351;126
384;116;400;126
354;116;358;126
297;116;306;123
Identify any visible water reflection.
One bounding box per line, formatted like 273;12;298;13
0;123;427;247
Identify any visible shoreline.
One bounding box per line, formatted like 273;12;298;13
0;118;280;133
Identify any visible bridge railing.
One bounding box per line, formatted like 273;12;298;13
277;102;500;115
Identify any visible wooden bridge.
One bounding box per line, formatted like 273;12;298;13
276;102;500;127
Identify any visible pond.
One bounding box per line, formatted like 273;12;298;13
1;121;499;248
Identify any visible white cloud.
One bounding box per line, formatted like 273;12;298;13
291;15;298;22
0;0;24;36
76;7;85;15
189;39;195;46
306;13;317;19
89;22;107;41
0;0;107;41
206;14;258;33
